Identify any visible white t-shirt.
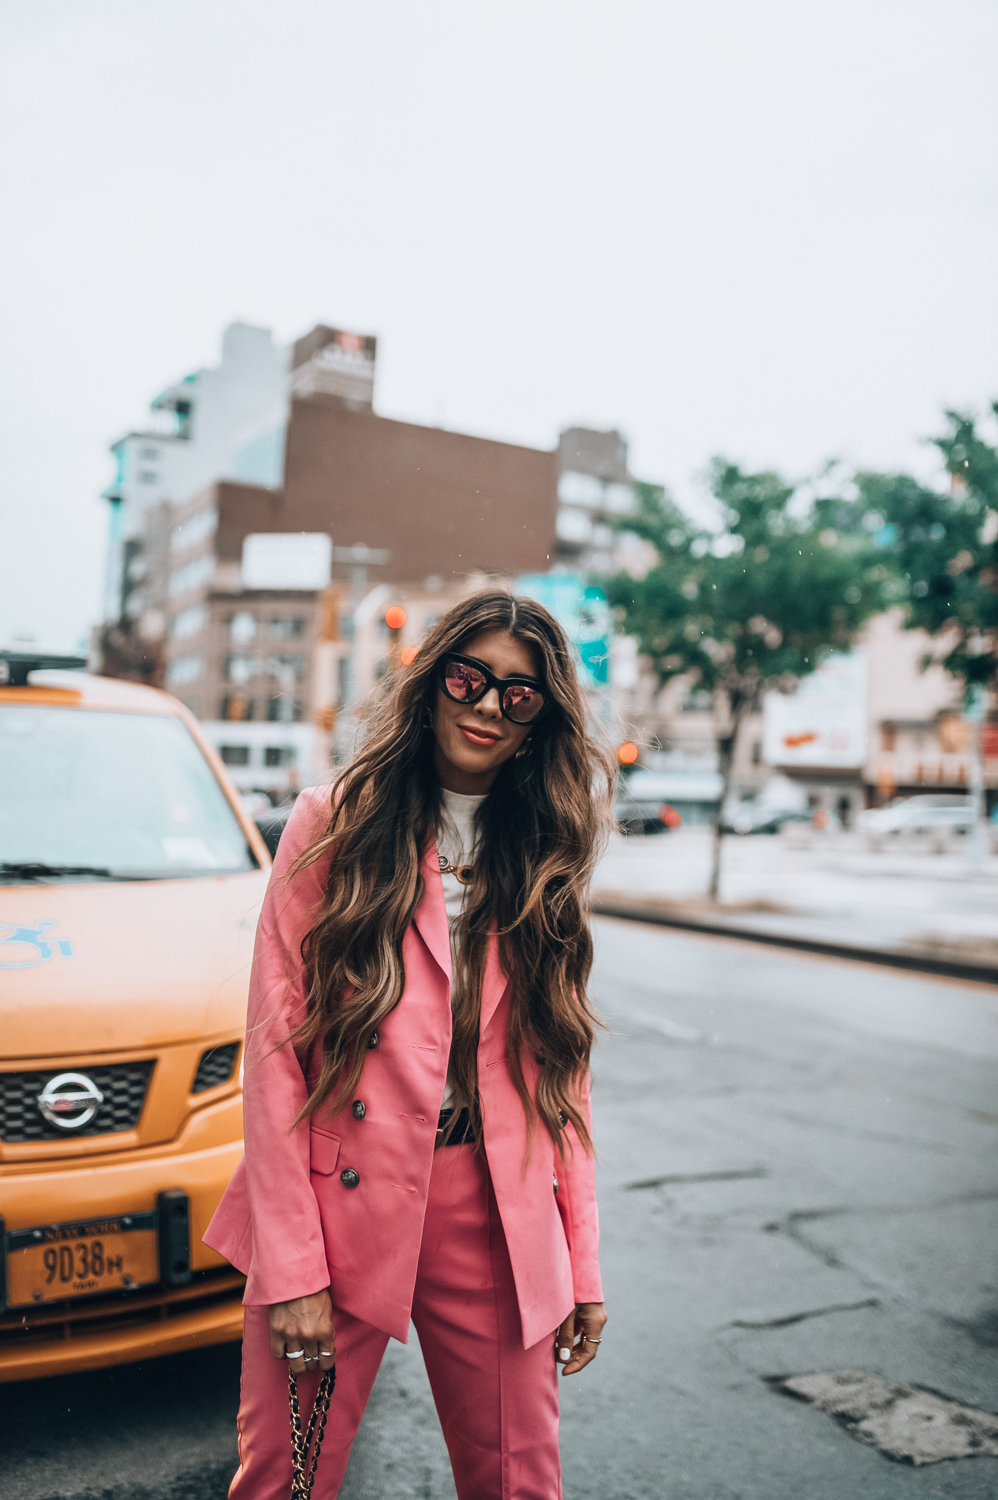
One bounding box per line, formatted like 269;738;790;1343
436;788;486;1109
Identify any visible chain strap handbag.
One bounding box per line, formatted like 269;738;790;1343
288;1365;336;1500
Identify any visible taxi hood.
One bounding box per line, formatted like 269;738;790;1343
0;871;268;1059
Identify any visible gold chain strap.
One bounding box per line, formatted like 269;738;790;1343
288;1366;335;1500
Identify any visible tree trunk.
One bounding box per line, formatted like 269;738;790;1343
708;696;747;901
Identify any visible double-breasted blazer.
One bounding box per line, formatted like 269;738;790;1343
204;786;602;1351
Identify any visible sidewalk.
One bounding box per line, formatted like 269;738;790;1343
593;826;998;981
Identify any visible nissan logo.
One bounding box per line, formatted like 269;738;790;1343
37;1072;105;1130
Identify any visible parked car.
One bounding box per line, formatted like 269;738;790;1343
613;769;723;834
857;793;974;838
0;668;271;1382
721;801;812;836
720;776;813;835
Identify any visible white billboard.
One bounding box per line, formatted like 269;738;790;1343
241;533;332;591
763;651;867;769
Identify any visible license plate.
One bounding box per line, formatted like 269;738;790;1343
6;1212;159;1308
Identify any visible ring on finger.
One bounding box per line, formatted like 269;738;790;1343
284;1349;305;1360
582;1335;602;1345
319;1350;333;1357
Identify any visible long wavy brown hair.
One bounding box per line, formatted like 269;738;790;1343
289;590;614;1153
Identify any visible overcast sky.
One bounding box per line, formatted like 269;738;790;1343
2;0;995;651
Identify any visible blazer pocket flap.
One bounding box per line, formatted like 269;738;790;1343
309;1129;342;1176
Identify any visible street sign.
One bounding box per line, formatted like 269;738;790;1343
516;574;610;687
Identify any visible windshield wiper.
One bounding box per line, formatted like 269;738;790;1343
1;861;114;880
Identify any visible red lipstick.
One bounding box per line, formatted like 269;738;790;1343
459;725;501;748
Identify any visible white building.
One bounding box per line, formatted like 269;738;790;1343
102;322;288;627
199;718;319;801
553;426;653;579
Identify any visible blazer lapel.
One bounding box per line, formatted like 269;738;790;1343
479;928;509;1039
412;839;452;982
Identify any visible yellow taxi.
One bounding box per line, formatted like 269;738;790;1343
0;663;270;1382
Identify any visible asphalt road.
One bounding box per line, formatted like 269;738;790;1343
3;920;997;1499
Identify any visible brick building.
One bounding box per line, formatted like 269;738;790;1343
103;320;669;794
129;326;557;792
283;396;558;588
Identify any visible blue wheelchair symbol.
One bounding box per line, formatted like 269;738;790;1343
0;921;74;969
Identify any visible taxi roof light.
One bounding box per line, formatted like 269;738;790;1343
0;652;88;688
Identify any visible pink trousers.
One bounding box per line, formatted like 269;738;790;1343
228;1144;563;1499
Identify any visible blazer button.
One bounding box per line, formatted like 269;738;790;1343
351;1100;366;1120
367;1031;379;1049
340;1168;360;1189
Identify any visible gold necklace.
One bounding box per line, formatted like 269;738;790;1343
438;854;475;885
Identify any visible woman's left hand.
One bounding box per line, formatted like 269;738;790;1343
556;1301;607;1376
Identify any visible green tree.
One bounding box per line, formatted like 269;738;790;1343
606;462;896;897
855;408;998;691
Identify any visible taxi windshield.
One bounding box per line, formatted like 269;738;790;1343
0;704;258;880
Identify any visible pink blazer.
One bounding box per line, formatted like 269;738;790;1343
204;786;602;1351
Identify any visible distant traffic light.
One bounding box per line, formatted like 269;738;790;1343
617;741;639;765
385;605;407;631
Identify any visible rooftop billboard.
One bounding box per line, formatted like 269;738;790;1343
763;651;868;770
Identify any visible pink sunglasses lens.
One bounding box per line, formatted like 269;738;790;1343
444;662;484;700
502;686;544;722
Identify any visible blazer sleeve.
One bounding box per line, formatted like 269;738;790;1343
239;785;334;1306
556;1075;603;1304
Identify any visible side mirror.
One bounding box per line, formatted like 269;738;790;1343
254;805;293;858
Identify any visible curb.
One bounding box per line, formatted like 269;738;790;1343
590;895;998;986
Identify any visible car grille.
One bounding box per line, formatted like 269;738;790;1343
191;1042;240;1093
0;1062;155;1143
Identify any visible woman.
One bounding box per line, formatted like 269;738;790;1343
205;590;612;1500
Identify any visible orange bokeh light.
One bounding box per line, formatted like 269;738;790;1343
400;645;419;666
617;741;639;765
384;605;407;631
658;804;683;829
812;810;830;830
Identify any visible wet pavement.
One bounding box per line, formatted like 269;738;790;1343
3;918;996;1498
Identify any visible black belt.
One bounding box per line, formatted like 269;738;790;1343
436;1107;476;1146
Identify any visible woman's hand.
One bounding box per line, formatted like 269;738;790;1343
269;1289;336;1376
556;1301;607;1376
